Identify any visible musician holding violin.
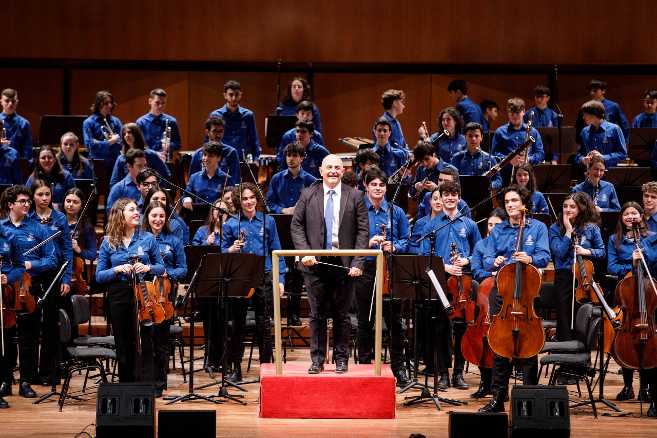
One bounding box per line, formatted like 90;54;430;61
142;201;187;397
353;167;410;387
480;185;550;413
95;198;164;383
64;188;97;295
0;185;57;399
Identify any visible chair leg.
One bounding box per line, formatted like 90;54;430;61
82;368;91;392
58;368;73;412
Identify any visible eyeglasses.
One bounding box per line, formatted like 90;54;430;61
14;199;32;206
140;181;157;188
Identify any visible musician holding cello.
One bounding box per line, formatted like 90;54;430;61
95;198;164;383
479;185;550;413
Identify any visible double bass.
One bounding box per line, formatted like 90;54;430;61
488;209;544;359
461;276;495;368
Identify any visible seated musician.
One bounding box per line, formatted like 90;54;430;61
57;132;94;180
189;117;240;186
511;163;548;214
524;85;559;128
278;121;329;179
106;149;148;211
277;100;325;166
371;117;409;177
221;182;286;382
142;201;187;397
209;80;261;159
268;143;318;215
82;90;123;165
643;182;657;232
411;180;481;390
374;89;407;150
451;122;502;190
25;146;75;209
631;89;657;128
480;99;499;134
0;185;58;398
275;77;323;133
0;219;25;409
144;185;189;244
416;167;470;219
409;141;458;201
95;198;165;383
0;88;33;161
588;79;629;140
571;156;620;212
354;167;410;387
575;100;627;168
479;185;550;413
64;188;97;271
109;123;171;186
353;148;380;190
469;208;507;399
549;192;604;342
447;80;485;126
408;188;442;253
418;107;466;164
182;142;229;210
0;125;21;184
136;88;182;161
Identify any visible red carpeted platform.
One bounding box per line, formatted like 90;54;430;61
259;362;396;419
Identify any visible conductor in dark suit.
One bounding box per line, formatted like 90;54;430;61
291;154;369;374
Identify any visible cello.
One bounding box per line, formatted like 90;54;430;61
612;222;657;370
461;276;495;368
488;209;544;359
446;242;475;324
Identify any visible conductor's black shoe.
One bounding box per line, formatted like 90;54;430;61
308;363;324;374
19;382;36;398
393;369;411;388
616;386;635;401
0;382;11;396
335;360;348;374
0;397;8;409
479;398;505;413
437;373;450;391
287;315;302;327
451;372;469;390
226;366;242;384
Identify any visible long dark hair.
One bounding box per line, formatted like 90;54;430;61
57;132;90;177
437;106;464;135
121;123;147;154
614;201;648;250
514;163;538;193
557;192;600;236
282;77;312;105
32;145;66;183
142;201;171;235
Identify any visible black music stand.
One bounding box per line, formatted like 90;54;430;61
180;203;211;226
386;184;409;213
38;115;87;146
544;193;569;218
534;164;573;193
605;166;652;187
628;127;657;166
482;132;493;153
530;213;552;228
240;162;259;184
458;176;490;213
537;127;560;163
599;212;621;243
557;126;577;164
265;115;297;151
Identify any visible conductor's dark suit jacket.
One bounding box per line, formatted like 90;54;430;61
291;181;370;271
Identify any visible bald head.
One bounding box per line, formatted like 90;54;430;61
320;154;344;189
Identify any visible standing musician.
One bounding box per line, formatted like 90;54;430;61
469;208;507;399
587;80;629;141
64;188;97;288
291;155;368;374
221;182;286;382
411;181;481;390
278;121;330;179
511;163;549;214
0;185;57;398
142;201;187;396
82;90;123;164
0;220;26;408
371;117;409;178
418;107;466;164
549;192;605;342
106;149;148;211
480;99;499;134
632;90;657;128
447;80;485;126
136;88;182;161
143;186;189;245
571;155;620;212
0;88;33;161
643;182;657;232
57;132;94;180
524;86;559;128
479;185;550;413
25;146;76;209
0;127;21;185
277;100;325;161
95;198;164;382
409;141;458;202
189;117;241;185
575;100;627;168
275;77;323;133
182;142;229;210
109;123;171;187
451;122;502;190
354;167;410;387
374;89;407;150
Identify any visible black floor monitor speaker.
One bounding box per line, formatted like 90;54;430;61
96;383;155;438
511;385;570;438
449;411;509;438
158;410;216;438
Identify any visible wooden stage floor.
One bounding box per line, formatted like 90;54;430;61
3;348;657;437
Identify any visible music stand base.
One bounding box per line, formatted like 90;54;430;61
164;392;224;405
209;385;247;405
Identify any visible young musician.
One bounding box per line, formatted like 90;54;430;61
278;121;329;178
106;149;148;211
353;149;381;189
479;185;551;413
588;80;629;140
549;192;605;341
0;88;33;161
416;167;471;219
419;107;466;164
135;169;159;211
371;117;409;177
354;167;410;387
136;88;182;160
221;182;286;381
95;198;164;382
277;100;325;158
571;156;620;212
143;186;189;245
209;80;261;159
276;77;323;133
142;201;187;396
524;86;559;128
189;117;240;185
643;182;657;232
64;188;97;265
632;89;657;128
182;142;229;210
26;146;75;208
408;188;442;254
512;163;549;214
57;132;94;179
575;100;627;168
0;129;22;185
409;141;458;201
375;89;407;150
82;90;123;164
447;80;485;126
451;122;502;189
480;99;499;133
191;199;228;246
0;185;57;397
109;123;171;186
268;143;317;215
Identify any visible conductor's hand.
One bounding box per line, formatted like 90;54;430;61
348;267;362;277
301;256;317;266
133;262;150;274
513;252;532;265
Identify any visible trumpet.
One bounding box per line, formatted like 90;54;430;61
161;119;172;160
101;117;114;140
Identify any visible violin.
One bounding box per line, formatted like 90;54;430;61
70;189;95;295
156;276;175;321
488;209;544;359
572;233;600;304
612;222;657;370
131;256;166;326
461;276;495;368
0;257;17;331
446;242;475;323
